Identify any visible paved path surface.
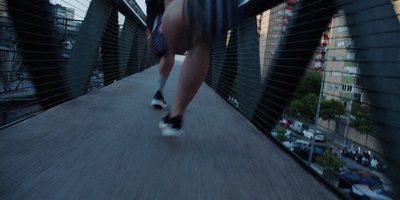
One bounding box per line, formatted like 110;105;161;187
0;56;338;200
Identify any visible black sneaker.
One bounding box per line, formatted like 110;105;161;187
151;90;167;109
158;114;184;136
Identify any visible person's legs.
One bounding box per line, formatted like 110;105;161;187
150;1;176;108
159;51;174;76
158;0;211;135
151;50;175;109
158;41;210;136
168;40;210;118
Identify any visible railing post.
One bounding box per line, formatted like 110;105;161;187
236;16;263;118
66;0;114;98
102;3;120;85
336;0;400;194
5;0;69;109
251;0;336;133
208;34;228;90
126;24;141;76
119;18;136;78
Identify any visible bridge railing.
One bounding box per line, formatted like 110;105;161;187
206;0;399;197
0;0;158;126
0;0;399;198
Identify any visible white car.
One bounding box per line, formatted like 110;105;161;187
302;129;325;142
283;139;310;151
289;121;308;134
351;184;394;200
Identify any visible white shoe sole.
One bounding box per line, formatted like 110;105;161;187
151;99;167;109
158;121;184;137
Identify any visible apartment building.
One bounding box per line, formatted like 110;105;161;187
258;0;296;82
53;4;78;31
323;13;362;110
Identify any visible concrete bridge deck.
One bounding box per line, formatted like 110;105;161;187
0;56;338;199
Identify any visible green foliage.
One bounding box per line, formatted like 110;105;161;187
293;70;322;100
316;150;346;179
232;78;238;96
320;99;345;121
276;126;288;142
350;102;374;135
291;93;318;120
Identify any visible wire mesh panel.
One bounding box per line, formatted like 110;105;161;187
1;0;399;198
207;0;400;198
0;0;158;127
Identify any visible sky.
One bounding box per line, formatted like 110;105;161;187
49;0;147;20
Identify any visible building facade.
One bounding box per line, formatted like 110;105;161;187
323;13;362;111
258;0;296;82
53;4;78;31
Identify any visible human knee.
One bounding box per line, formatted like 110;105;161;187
162;0;191;54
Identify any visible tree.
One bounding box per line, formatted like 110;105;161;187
316;150;346;179
276;126;288;142
293;70;322;100
0;46;23;91
350;102;375;146
291;93;318;120
320;99;345;131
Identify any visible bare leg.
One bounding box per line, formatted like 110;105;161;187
162;0;211;119
169;41;210;118
152;0;210;134
159;50;174;77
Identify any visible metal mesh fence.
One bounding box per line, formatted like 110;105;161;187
206;0;399;198
1;0;399;199
0;0;158;127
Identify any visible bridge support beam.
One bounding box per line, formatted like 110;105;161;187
251;0;336;132
5;0;70;109
237;17;263;119
336;0;400;194
102;3;120;85
66;0;115;98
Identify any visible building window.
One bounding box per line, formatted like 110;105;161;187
342;85;353;92
329;85;339;91
337;26;348;33
336;40;346;47
343;66;357;76
332;71;341;76
331;56;343;61
347;38;354;47
346;52;356;60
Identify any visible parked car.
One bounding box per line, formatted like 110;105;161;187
292;143;330;162
279;118;293;128
289;121;308;134
302;129;325;142
337;169;383;189
351;184;394;200
283;139;310;151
